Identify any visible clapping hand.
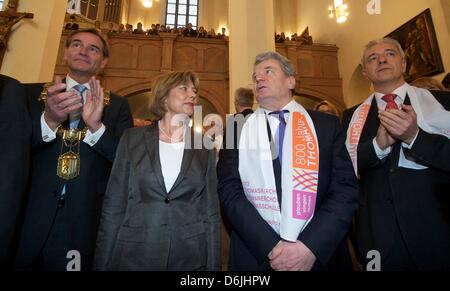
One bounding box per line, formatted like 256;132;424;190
82;76;104;133
44;76;82;131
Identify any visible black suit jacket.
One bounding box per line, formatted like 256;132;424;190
94;123;221;271
342;91;450;271
0;75;31;269
217;109;359;270
14;83;133;270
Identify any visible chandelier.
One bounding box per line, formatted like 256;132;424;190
142;0;160;8
328;0;349;23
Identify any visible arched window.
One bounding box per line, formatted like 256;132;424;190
166;0;199;29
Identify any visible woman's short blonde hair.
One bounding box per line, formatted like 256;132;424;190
149;71;200;120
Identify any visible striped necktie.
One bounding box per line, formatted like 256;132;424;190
70;84;87;128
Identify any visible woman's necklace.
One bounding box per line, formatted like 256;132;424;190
158;121;184;142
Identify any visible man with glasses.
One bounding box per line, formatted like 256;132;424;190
15;28;133;271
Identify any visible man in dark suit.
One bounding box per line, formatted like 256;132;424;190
0;75;31;270
226;87;254;150
234;87;254;117
342;38;450;271
182;23;197;37
14;28;133;271
217;51;358;271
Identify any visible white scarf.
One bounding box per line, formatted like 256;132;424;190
238;101;319;242
346;84;450;175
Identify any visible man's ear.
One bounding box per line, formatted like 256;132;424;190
100;58;109;70
63;49;68;63
288;76;296;90
362;69;370;81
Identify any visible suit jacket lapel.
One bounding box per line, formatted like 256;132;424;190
404;94;411;106
78;118;86;130
144;123;168;195
361;97;380;142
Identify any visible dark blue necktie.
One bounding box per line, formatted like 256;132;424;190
270;110;289;163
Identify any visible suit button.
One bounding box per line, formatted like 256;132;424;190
165;197;170;204
389;168;395;173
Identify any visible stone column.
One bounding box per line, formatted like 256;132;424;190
228;0;275;113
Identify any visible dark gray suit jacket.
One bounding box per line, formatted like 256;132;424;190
218;110;359;270
14;83;133;270
0;75;31;269
94;123;221;271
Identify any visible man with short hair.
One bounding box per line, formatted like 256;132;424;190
234;87;254;115
218;51;358;271
343;38;450;271
15;28;133;271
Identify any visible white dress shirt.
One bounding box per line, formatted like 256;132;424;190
261;99;298;145
159;140;185;192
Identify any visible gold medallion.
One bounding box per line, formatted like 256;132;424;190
57;151;80;180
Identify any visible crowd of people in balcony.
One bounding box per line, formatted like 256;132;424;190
274;27;313;45
64;17;228;40
126;22;229;39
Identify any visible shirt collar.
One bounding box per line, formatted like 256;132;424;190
66;75;91;92
374;82;407;104
261;99;296;115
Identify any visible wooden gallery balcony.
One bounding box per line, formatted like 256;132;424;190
55;32;344;116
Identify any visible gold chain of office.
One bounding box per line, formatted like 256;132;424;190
38;82;111;180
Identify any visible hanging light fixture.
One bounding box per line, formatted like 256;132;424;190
142;0;153;8
328;0;349;23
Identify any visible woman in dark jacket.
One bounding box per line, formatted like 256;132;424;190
94;71;221;271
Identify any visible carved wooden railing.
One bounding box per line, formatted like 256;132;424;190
277;42;345;112
55;32;344;115
55;32;230;115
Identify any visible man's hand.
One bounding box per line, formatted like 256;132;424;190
44;76;82;131
379;105;419;144
375;123;396;150
268;240;316;271
82;77;104;133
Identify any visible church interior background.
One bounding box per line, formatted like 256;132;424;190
1;0;450;269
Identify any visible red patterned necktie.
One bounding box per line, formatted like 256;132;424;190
382;94;398;110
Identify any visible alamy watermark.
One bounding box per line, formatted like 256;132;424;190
367;0;381;15
66;250;81;271
163;106;277;157
366;250;381;271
